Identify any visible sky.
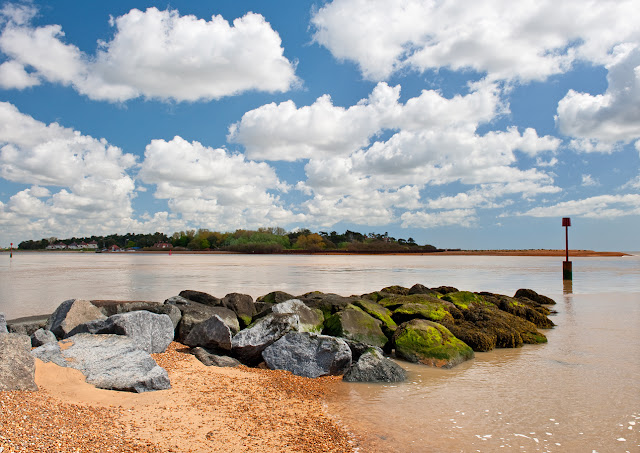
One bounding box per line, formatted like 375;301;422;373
0;0;639;251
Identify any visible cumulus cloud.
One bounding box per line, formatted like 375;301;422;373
401;209;478;228
0;6;298;102
311;0;640;82
520;194;640;218
557;46;640;147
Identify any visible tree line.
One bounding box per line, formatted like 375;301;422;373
17;227;438;253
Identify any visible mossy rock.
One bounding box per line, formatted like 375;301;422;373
380;285;410;295
514;288;556;305
432;286;459;295
480;292;555;329
353;300;397;337
297;292;356;320
392;302;454;325
408;284;438;296
256;291;295;305
392;319;474;368
441;291;488;310
324;305;388;348
378;294;460;316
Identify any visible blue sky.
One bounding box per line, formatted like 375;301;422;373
0;0;639;250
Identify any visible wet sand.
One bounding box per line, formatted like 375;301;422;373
0;342;356;453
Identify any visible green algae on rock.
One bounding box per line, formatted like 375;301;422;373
324;305;388;348
352;300;397;337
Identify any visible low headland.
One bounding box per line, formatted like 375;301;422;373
1;284;557;452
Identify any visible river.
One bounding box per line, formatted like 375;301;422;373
1;251;639;452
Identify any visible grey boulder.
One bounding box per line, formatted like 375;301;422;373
192;347;241;367
30;328;57;347
262;332;352;378
184;315;232;351
220;293;256;328
32;334;170;392
231;313;299;365
91;300;182;330
0;333;37;391
0;312;7;333
167;296;239;340
6;314;49;336
272;299;324;333
343;349;407;383
46;299;107;339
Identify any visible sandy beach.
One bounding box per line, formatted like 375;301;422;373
0;342;356;453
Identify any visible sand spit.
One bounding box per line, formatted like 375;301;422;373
0;342;356;453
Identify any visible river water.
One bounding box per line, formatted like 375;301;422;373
1;252;639;452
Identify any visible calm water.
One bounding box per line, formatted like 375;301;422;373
1;252;639;452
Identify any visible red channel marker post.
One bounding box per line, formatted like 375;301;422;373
562;218;572;280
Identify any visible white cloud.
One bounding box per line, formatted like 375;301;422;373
311;0;640;82
401;209;478;228
520;194;640;218
581;174;599;187
557;46;640;147
0;6;298;102
0;60;39;88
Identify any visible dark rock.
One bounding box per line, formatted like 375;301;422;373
166;296;239;340
0;313;7;333
178;290;221;306
514;288;556;305
220;293;256;328
480;292;555;329
272;299;324;333
344;339;384;362
231;313;299;365
343;348;407;383
46;299;107;339
192;347;241;367
32;334;170;392
431;286;459;295
30;328;57;347
392;319;474;368
256;291;295;304
352;300;397;338
262;332;352;378
184;315;232;351
91;300;182;329
379;285;410;295
0;333;37;391
6;314;49;336
408;284;438;296
324;305;388;348
297;292;356;318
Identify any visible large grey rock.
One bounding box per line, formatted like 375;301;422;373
0;312;7;333
231;313;299;365
192;347;241;367
344;339;384;362
32;334;170;392
67;311;174;354
0;333;37;391
30;328;57;347
46;299;107;339
184;315;232;351
262;332;352;378
220;293;256;328
343;349;407;383
166;296;239;340
272;299;324;333
6;314;49;336
91;300;182;329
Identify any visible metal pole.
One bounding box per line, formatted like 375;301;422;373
565;226;569;262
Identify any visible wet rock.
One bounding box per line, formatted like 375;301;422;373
91;300;182;330
32;334;170;393
431;286;459;295
178;290;221;306
514;288;557;305
353;300;397;337
6;314;49;336
30;328;57;347
262;332;352;378
0;333;37;391
324;305;388;348
272;299;324;333
441;291;487;310
343;348;407;383
46;299;107;339
220;293;256;328
480;292;555;329
184;315;232;351
192;347;241;367
392;319;474;368
256;291;295;305
408;284;438;296
392;302;456;325
231;313;299;365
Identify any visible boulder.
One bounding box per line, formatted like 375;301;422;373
256;291;295;304
353;300;397;337
220;293;256;328
344;339;384;362
46;299;107;339
30;328;57;347
91;300;182;329
297;292;356;318
360;286;409;303
66;311;174;354
178;290;221;306
184;315;232;351
392;302;455;325
324;305;388;348
480;292;555;329
191;347;241;367
441;291;487;310
32;334;170;393
514;288;557;305
0;312;7;333
432;286;459;295
272;299;324;333
343;348;407;383
408;284;438;296
0;333;37;391
262;332;352;378
166;296;239;340
231;313;299;365
6;314;49;336
392;319;474;368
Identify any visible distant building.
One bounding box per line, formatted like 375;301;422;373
86;241;98;249
46;242;68;250
107;245;121;252
67;242;81;250
154;242;173;249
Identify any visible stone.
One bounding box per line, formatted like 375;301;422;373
431;286;459;295
297;292;356;318
343;349;407;383
392;302;455;325
0;333;37;391
392;319;474;368
262;332;352;378
353;300;397;337
166;296;239;341
256;291;295;305
184;315;232;351
408;284;438;296
343;339;384;362
514;288;557;305
6;314;49;336
191;347;241;367
30;328;57;347
32;334;170;392
231;313;299;365
0;312;7;333
220;293;256;328
480;292;555;329
46;299;107;339
324;305;388;348
178;290;221;306
272;299;324;333
91;300;182;329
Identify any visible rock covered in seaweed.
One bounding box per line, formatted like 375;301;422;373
324;305;388;348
